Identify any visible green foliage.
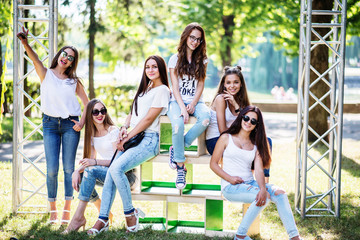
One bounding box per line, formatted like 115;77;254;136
94;84;137;118
0;0;12;37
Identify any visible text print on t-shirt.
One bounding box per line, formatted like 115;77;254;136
179;76;196;97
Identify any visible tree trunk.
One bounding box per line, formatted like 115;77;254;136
308;0;333;141
221;15;234;68
88;0;96;99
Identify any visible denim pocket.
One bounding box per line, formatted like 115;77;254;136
42;115;50;124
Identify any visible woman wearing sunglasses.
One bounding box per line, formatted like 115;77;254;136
63;99;135;233
87;55;170;235
210;106;302;240
167;22;211;190
17;27;89;225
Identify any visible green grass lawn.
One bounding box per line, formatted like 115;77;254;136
1;138;359;240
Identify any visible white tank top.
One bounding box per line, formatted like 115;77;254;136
206;104;237;140
221;134;257;190
92;127;119;160
40;69;81;118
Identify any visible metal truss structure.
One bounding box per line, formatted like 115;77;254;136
296;0;347;218
12;0;58;213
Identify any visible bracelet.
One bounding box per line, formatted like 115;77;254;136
121;125;129;129
94;159;97;165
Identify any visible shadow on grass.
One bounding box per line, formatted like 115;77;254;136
262;193;360;240
13;224;234;240
0;212;14;228
312;143;360;178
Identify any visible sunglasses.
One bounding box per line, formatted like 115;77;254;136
92;108;107;116
189;35;203;43
60;51;75;62
242;115;258;126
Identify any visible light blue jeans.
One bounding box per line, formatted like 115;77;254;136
78;165;108;202
167;101;210;162
99;132;159;218
222;180;299;238
43;114;80;202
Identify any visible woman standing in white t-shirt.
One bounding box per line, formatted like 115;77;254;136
167;22;211;190
87;55;170;235
17;28;89;225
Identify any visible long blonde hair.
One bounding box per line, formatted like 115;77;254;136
83;99;115;159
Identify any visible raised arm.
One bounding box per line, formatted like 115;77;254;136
210;134;244;185
17;27;47;82
169;68;189;123
73;83;90;131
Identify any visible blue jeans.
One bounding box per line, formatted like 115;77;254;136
43;114;80;202
99;132;159;218
78;166;108;202
222;180;299;238
167;101;210;162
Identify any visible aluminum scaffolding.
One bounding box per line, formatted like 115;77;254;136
296;0;347;218
12;0;58;214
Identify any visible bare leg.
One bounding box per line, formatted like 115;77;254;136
61;199;72;225
93;199;113;224
64;200;87;232
49;201;57;224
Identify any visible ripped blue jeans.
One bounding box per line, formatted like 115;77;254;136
222;180;299;238
167;101;210;163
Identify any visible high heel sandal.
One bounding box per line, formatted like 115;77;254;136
61;219;86;234
48;210;58;225
125;208;145;233
60;210;71;225
87;218;109;236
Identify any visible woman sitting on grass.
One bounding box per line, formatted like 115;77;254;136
63;99;135;233
210;105;302;240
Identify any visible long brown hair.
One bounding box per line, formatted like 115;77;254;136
212;66;250;109
223;105;271;168
50;46;82;85
176;22;207;81
83;99;115;159
131;55;169;116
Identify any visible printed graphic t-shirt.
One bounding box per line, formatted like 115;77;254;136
168;54;207;104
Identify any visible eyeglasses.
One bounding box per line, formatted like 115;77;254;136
92;108;107;116
242;115;258;126
60;51;75;62
189;35;203;43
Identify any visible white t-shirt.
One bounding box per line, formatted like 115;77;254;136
40;69;81;118
168;53;207;103
130;84;170;133
221;134;257;190
92;126;119;160
206;104;237;140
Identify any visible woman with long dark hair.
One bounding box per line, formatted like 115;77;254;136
167;22;211;190
17;27;89;225
87;55;170;235
205;66;250;155
210;106;302;240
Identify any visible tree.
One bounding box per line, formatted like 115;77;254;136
173;0;273;68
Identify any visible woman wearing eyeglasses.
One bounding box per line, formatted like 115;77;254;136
17;27;89;225
167;22;211;190
210;106;302;240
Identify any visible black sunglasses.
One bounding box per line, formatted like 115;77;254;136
242;115;258;126
92;108;107;116
60;51;75;62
